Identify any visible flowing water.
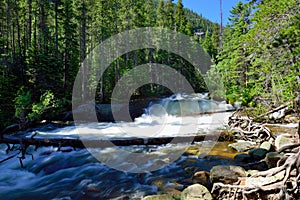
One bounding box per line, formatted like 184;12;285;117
0;94;237;200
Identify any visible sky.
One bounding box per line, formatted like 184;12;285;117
174;0;244;25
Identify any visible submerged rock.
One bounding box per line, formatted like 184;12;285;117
248;148;268;160
228;141;255;152
210;165;246;184
181;184;212;200
234;154;252;163
151;179;166;190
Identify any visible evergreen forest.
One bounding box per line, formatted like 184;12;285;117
0;0;299;128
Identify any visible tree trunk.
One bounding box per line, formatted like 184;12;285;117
80;0;87;102
55;0;59;60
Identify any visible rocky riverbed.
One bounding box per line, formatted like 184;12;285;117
142;122;299;200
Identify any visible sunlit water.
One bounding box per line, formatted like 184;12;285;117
0;94;236;199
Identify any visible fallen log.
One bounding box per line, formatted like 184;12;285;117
0;132;226;168
0;132;227;149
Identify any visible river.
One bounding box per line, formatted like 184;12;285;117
0;94;237;200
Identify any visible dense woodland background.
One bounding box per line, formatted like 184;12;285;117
0;0;299;128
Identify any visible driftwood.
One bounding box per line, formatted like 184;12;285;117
254;102;291;121
228;111;273;143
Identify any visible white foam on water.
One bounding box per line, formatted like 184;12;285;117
32;112;231;140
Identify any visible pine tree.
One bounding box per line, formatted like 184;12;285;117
165;0;174;29
156;0;166;27
175;0;187;33
216;1;252;104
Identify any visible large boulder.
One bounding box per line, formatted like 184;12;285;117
228;141;255;152
181;184;212;200
210;165;246;184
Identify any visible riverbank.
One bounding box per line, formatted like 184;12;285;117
141;113;299;200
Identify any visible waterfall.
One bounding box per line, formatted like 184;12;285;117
145;93;235;117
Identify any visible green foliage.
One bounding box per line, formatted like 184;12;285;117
29;91;57;120
14;89;57;121
215;0;300;110
14;87;32;120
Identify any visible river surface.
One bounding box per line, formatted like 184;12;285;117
0;94;237;200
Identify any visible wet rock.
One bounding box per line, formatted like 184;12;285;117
192;171;211;189
260;141;272;151
210;165;246;184
248;148;268;160
275;135;293;150
265;152;284;168
151;179;165;190
143;194;175;200
181;184;212;200
234;154;252;163
184;167;197;175
228;141;255;152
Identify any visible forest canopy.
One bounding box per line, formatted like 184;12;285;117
0;0;299;128
0;0;217;127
